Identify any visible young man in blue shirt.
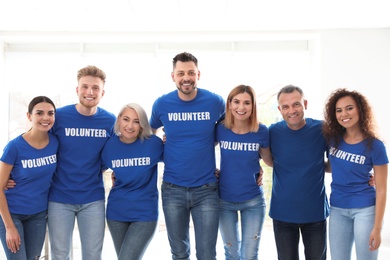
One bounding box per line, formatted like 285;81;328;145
150;52;225;260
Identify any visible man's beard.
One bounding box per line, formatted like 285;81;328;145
177;84;197;95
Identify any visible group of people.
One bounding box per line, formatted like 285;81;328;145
0;51;387;260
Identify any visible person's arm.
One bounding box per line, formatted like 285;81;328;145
259;147;273;167
369;164;388;251
324;159;332;173
5;179;16;190
111;171;116;188
256;147;273;186
0;161;21;253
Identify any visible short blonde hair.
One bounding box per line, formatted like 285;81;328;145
77;65;106;84
114;103;152;141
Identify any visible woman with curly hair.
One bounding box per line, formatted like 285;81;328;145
323;88;388;260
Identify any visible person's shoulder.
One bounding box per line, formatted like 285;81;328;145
217;120;225;126
198;89;225;108
146;135;164;148
97;107;116;118
216;121;226;130
56;104;75;114
259;123;268;129
306;118;322;123
48;132;59;143
198;88;223;98
150;134;163;141
158;90;177;99
258;123;269;132
7;135;22;146
305;118;323;128
2;135;23;154
372;138;387;149
269;120;284;129
152;90;177;105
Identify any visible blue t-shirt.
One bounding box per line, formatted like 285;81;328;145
329;138;388;208
269;118;329;223
216;123;269;202
1;134;58;214
49;104;116;204
150;88;225;187
101;135;163;222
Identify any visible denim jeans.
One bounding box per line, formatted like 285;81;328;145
329;205;378;260
47;200;105;260
219;195;266;260
273;219;327;260
161;181;219;260
0;210;47;260
107;219;157;260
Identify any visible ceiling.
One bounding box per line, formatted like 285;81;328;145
1;0;389;33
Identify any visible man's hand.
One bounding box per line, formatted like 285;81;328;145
369;174;375;187
256;167;264;186
215;169;220;179
111;172;116;188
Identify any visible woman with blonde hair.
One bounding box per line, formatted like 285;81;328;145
216;85;272;259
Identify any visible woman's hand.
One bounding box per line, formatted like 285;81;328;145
4;179;16;190
6;226;21;253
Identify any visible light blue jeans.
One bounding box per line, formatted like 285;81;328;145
329;205;378;260
219;195;266;260
161;181;219;260
107;219;157;260
47;200;105;260
0;210;47;260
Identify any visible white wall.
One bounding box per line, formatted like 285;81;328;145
0;42;7;152
320;28;390;239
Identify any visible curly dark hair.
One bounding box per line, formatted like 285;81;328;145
323;88;379;150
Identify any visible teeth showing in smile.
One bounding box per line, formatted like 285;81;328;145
342;118;351;122
236;111;246;115
86;97;94;100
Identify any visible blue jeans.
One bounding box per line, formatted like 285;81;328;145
329;205;378;260
0;210;47;260
273;219;327;260
219;195;266;260
161;181;219;260
107;219;157;260
47;200;105;260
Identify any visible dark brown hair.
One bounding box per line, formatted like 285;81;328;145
172;52;198;69
28;96;56;114
323;88;379;149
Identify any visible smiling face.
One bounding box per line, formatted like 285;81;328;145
278;89;307;130
171;61;200;100
27;102;55;132
117;107;141;144
76;75;105;109
335;96;360;129
228;92;253;122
